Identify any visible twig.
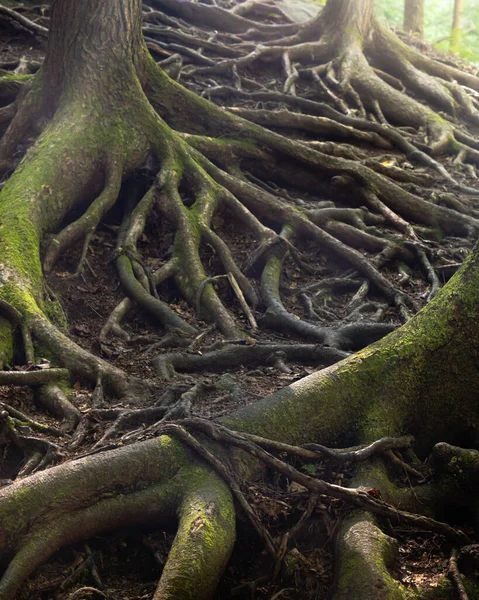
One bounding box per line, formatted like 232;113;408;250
158;422;278;558
227;272;257;330
66;587;108;600
385;450;424;480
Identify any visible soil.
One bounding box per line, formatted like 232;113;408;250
0;1;478;599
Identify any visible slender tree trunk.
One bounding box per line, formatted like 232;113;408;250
450;0;464;52
404;0;424;36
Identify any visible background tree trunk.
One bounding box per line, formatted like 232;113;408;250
450;0;464;52
404;0;424;37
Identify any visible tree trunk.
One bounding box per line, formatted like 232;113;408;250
404;0;424;36
321;0;375;42
43;0;145;102
450;0;464;53
0;0;154;392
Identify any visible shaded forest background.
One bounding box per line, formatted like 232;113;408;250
379;0;479;64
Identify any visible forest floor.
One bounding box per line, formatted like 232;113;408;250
0;1;478;599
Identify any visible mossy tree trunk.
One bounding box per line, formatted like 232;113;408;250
0;0;163;392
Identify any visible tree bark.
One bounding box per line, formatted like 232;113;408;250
43;0;147;103
404;0;424;37
321;0;375;41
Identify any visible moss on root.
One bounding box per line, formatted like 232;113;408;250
335;512;412;600
223;243;479;453
43;296;68;331
0;316;14;367
155;464;235;600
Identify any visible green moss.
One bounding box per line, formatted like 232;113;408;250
32;341;60;365
337;514;415;600
0;317;14;366
43;296;68;331
0;283;41;317
158;463;235;599
415;575;479;600
464;579;479;600
0;74;32;83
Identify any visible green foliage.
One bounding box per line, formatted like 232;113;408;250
376;0;479;65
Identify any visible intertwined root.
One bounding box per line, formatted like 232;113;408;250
97;68;479;359
1;3;479;598
0;3;478;403
2;2;479;368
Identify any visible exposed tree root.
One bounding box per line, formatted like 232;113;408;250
448;548;470;600
1;0;479;597
0;4;48;38
152;342;349;379
0;409;62;478
0;367;68;386
37;383;81;432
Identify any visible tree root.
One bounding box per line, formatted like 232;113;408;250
0;4;48;38
0;410;62;478
1;3;479;597
117;253;197;335
0;401;63;438
100;259;178;343
0;367;69;386
37;383;81;432
43;163;124;273
178;419;469;543
448;548;470;600
152;342;349;379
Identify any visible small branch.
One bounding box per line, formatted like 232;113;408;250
227;272;257;330
66;587;107;600
385;450;424;480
